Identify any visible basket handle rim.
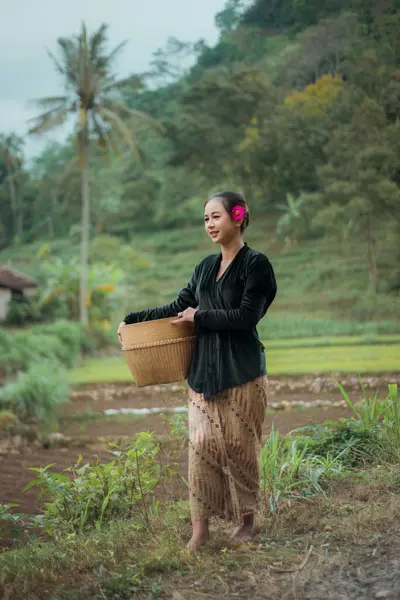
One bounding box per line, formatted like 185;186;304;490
122;336;196;351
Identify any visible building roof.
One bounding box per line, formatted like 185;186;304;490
0;266;38;291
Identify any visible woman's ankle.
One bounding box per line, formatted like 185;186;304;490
191;518;209;539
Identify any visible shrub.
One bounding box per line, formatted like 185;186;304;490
2;334;71;376
292;383;400;466
297;419;384;467
89;234;122;263
6;297;42;326
24;432;165;535
0;321;92;377
0;330;12;376
32;320;82;365
0;362;70;422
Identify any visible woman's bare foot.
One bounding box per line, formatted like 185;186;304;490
186;531;210;552
186;518;209;553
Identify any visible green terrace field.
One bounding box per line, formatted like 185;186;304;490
70;336;400;384
3;219;400;339
3;220;400;383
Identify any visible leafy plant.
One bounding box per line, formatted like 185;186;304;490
166;413;188;444
0;503;27;540
23;432;168;535
39;257;121;325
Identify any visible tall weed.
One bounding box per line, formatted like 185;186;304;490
260;427;345;515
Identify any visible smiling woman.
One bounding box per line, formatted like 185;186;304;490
117;190;277;552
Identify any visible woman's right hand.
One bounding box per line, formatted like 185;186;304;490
117;321;126;345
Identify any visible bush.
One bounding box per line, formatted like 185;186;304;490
1;334;70;377
6;297;42;326
0;321;93;377
0;329;12;355
32;320;82;364
89;234;122;263
24;432;165;535
0;362;69;422
293;384;400;466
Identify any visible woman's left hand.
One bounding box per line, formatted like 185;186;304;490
171;307;198;325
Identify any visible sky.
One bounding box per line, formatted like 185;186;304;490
0;0;226;159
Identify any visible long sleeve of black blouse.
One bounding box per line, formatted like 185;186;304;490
194;255;276;330
123;269;198;324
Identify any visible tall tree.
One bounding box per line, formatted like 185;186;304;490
0;134;24;240
29;23;163;325
215;0;246;33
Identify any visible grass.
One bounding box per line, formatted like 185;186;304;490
70;341;400;384
1;467;399;599
1;386;399;599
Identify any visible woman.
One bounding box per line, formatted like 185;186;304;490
117;191;277;552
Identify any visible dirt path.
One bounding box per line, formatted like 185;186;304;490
0;379;353;516
1;377;400;598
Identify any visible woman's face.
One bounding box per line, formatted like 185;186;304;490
204;198;241;245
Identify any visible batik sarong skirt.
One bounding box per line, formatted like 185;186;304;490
188;375;268;524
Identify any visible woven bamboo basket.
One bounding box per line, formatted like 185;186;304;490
120;317;196;387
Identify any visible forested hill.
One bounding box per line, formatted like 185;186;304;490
0;0;399;296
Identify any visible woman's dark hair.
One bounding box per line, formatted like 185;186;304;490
205;191;250;233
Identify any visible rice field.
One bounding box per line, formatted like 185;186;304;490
70;339;400;384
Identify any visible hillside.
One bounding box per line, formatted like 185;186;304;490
2;217;399;340
0;0;399;335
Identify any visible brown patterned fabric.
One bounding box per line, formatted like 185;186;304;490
188;375;268;524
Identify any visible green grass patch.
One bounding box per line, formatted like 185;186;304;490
70;341;400;384
262;333;400;348
269;343;400;375
70;356;132;384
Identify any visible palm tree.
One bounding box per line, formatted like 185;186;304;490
29;23;163;326
0;134;24;240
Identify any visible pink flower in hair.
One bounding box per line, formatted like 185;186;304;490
231;205;245;221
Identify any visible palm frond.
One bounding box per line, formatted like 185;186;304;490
101;74;144;94
89;23;108;60
28;107;71;135
46;48;66;77
28;96;68;109
102;98;165;134
57;37;80;89
80;22;88;47
105;40;128;65
97;106;141;163
91;113;121;160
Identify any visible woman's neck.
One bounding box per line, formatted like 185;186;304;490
220;238;244;262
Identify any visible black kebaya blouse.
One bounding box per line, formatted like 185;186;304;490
123;243;277;399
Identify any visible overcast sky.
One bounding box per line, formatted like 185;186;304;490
0;0;226;159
